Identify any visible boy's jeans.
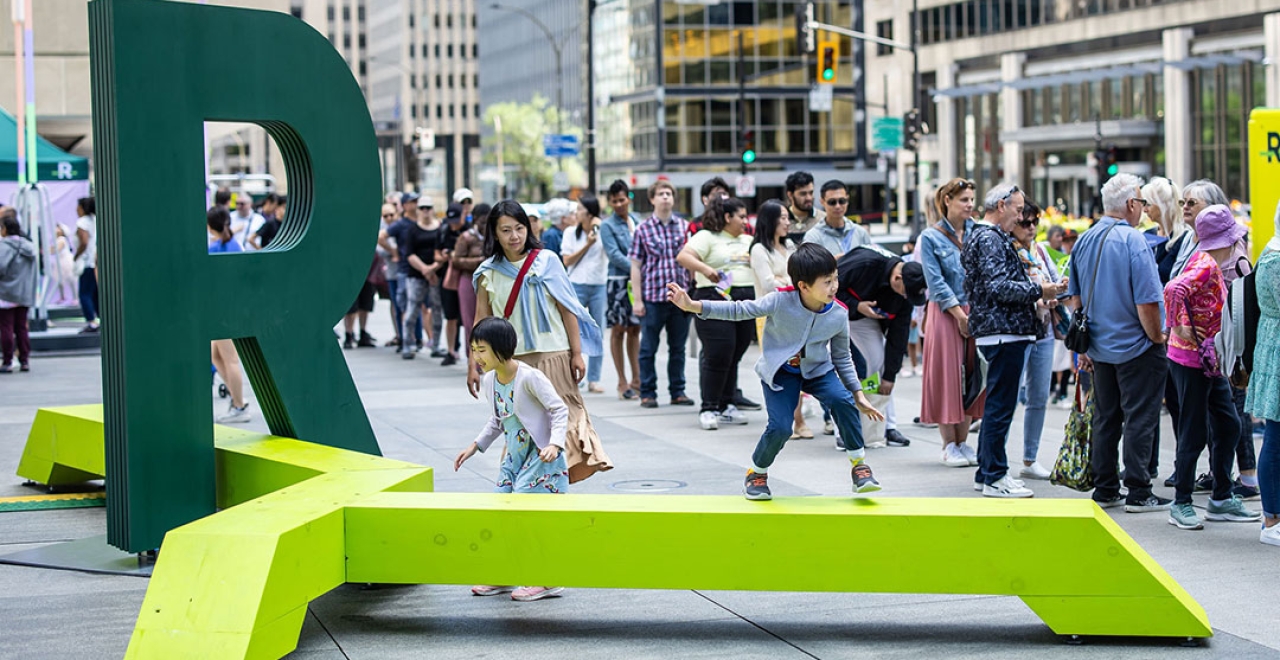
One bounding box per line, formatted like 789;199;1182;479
754;368;864;469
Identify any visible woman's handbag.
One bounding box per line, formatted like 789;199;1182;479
1183;299;1223;379
1050;378;1095;492
1063;223;1118;354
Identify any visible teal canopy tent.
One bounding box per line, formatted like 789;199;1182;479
0;106;89;181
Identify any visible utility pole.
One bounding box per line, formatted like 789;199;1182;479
586;0;597;192
910;0;921;236
738;30;748;177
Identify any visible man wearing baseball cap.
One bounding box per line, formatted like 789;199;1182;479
437;203;469;365
836;244;929;449
453;188;474;223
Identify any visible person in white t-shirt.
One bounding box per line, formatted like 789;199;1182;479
230;193;264;250
72;197;99;333
561;195;608;394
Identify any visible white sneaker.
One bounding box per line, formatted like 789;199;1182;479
216;403;251;424
958;443;979;466
1019;462;1052;480
699;411;720;431
822;419;836;435
1261;524;1280;547
718;404;749;425
941;444;969;468
900;369;915;379
976;477;1026;491
983;475;1035;498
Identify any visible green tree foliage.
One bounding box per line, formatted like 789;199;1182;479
481;95;584;196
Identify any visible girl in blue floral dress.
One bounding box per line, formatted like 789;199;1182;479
454;317;570;600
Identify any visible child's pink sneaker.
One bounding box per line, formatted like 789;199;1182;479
511;586;564;601
470;585;514;596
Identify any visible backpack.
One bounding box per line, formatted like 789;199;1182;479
1215;266;1259;388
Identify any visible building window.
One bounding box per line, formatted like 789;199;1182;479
357;5;364;22
449;105;455;118
436;74;442;88
435;14;440;28
473;74;479;88
291;5;303;19
411;104;417;119
448;75;454;89
358;34;365;49
409;14;414;28
437;105;443;119
343;34;350;48
447;44;454;57
475;104;481;118
447;14;453;28
472;44;478;58
327;4;334;21
875;20;893;57
422;44;428;58
342;6;349;20
461;104;467;118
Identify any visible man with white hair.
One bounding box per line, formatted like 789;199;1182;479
540;198;575;256
1066;173;1171;513
963;184;1067;498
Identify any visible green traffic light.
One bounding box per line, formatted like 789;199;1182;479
741;149;757;164
1107;163;1119;176
822;69;834;81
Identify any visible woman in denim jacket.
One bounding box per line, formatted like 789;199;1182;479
918;178;983;468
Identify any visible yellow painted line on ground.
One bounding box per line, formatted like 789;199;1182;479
0;492;106;503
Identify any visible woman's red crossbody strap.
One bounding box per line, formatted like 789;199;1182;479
503;249;541;319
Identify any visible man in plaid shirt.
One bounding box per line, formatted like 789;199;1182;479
629;180;696;409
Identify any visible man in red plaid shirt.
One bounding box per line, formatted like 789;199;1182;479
629;180;696;409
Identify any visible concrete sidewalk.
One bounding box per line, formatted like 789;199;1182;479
0;302;1276;659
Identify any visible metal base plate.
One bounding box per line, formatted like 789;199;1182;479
0;534;153;577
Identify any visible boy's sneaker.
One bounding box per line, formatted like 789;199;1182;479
744;471;771;501
852;463;881;493
976;475;1027;492
1232;479;1261;501
215;403;251;424
699;411;720;430
1261;525;1280;547
1205;495;1262;523
983;475;1034;498
471;585;515;596
718;405;749;425
958;443;978;466
1124;495;1171;513
1168;503;1203;530
511;586;563;602
941;444;969;468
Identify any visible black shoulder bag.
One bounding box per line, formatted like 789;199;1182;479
1063;223;1118;354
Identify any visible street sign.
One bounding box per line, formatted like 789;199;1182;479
872;116;904;152
808;85;833;112
735;175;756;197
543;134;580;157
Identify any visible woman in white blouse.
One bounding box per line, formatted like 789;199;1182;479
747;200;810;438
560;195;608;393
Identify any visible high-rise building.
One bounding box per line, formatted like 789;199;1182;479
866;0;1280;214
591;0;879;215
366;0;481;199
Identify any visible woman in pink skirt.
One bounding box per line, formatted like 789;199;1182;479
917;178;985;467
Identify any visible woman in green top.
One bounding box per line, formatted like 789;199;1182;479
677;197;756;431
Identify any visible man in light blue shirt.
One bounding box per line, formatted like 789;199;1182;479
804;180;870;258
1065;173;1170;513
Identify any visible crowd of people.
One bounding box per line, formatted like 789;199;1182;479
190;170;1279;556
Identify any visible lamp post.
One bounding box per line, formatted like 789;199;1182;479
490;3;567;175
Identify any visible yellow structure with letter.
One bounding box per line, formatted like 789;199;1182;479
17;405;1212;659
1250;108;1280;261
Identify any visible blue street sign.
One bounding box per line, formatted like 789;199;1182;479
543;134;580;157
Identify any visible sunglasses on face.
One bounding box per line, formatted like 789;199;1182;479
1131;197;1150;208
826;198;849;206
382;213;397;218
1016;218;1038;228
460;199;473;205
1180;199;1201;208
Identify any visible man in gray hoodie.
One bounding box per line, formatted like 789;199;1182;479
0;210;37;372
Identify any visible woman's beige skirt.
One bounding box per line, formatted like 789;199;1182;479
518;350;614;483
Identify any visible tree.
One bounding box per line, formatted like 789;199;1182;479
481;95;584;198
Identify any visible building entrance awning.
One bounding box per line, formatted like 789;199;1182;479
933;50;1263;100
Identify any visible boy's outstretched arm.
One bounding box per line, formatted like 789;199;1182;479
668;282;780;321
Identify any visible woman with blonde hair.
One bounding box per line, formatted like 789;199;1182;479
1143;176;1186;242
917;178;984;467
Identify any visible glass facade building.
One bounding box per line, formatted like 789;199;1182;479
595;0;878;211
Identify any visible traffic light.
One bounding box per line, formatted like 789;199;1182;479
740;129;756;165
1098;145;1120;186
903;109;921;151
817;41;837;84
796;1;816;55
1106;145;1120;177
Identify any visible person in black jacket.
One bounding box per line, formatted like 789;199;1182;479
962;184;1067;499
836;244;927;448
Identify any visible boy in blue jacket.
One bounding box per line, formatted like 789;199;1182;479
667;243;884;500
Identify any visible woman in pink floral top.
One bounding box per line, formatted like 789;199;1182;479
1163;204;1261;530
